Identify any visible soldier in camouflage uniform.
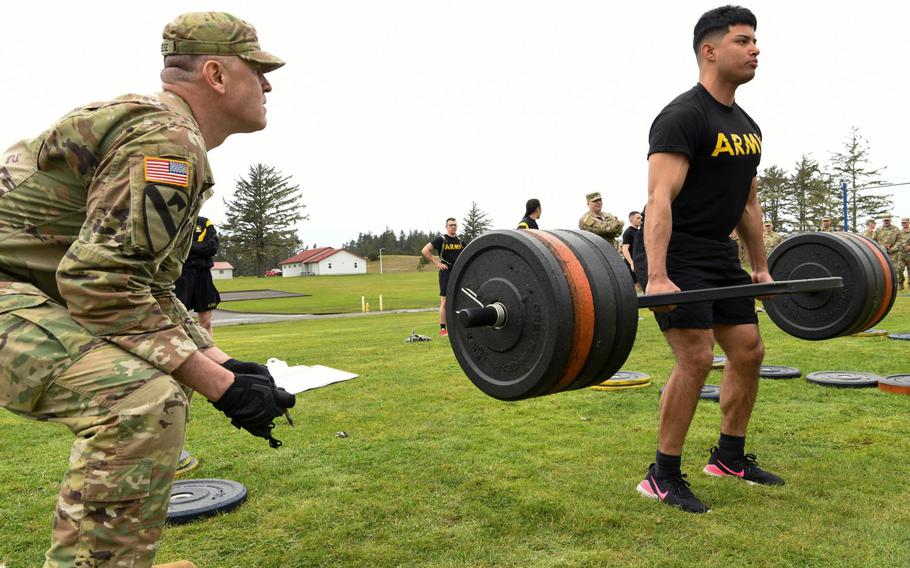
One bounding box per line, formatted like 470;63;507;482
861;219;876;239
578;192;624;250
761;222;782;255
897;217;910;290
819;217;834;232
874;217;903;290
0;13;295;567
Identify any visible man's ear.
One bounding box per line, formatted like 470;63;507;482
201;59;228;94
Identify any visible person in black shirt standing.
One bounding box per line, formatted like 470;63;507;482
517;198;541;229
621;210;642;289
422;218;466;336
175;216;222;337
633;5;783;515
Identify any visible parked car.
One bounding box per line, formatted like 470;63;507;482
264;268;282;277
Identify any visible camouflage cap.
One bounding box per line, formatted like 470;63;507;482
161;12;285;73
902;217;909;223
586;192;602;202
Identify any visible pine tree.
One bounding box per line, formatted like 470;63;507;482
461;201;492;243
758;165;790;232
781;155;839;232
220;164;306;276
829;127;892;231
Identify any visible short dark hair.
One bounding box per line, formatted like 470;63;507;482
693;5;757;54
446;217;457;224
628;210;641;219
525;198;541;216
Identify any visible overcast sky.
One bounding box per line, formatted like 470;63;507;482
4;1;908;247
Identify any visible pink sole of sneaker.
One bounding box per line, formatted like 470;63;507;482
636;480;658;500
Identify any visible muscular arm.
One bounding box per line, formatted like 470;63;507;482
621;244;634;267
643;153;689;291
735;177;771;279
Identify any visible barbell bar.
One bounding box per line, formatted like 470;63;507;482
457;277;844;328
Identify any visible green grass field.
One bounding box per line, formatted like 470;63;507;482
1;292;908;567
216;272;440;314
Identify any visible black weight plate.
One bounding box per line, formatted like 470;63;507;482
847;233;897;332
446;230;574;400
835;233;884;336
166;479;247;525
659;384;720;401
888;333;910;341
805;371;880;388
549;230;619;390
557;230;638;390
759;365;801;379
765;232;874;340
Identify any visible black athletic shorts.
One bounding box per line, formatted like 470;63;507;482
174;268;221;312
632;230;757;331
438;268;451;297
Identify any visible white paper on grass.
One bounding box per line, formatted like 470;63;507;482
265;358;358;395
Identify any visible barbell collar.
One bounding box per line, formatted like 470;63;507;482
636;277;843;309
457;303;508;328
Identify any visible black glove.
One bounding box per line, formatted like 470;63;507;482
212;374;296;449
221;358;294;426
222;358;272;378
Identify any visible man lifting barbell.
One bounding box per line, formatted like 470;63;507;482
632;5;782;514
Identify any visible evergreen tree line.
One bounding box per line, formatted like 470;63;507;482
759;127;892;234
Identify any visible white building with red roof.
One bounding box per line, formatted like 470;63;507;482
210;261;234;280
279;247;367;277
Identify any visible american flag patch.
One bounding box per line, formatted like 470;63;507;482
144;157;190;188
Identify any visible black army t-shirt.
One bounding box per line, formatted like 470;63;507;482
431;234;465;267
621;225;638;251
648;83;762;241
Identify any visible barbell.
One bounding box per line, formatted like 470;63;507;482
445;230;896;401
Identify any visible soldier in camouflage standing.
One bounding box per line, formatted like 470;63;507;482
819;216;834;232
578;192;624;250
861;218;876;239
761;221;782;255
0;13;295;567
874;216;903;290
897;217;910;290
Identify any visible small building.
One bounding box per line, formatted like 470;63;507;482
279;247;367;277
211;261;234;280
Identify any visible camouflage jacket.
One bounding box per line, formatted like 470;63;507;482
862;228;876;239
0;92;214;374
874;225;902;253
578;211;623;244
899;229;910;254
762;231;783;253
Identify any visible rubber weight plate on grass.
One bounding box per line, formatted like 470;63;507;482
166;479;247;525
599;371;651;386
805;371;881;388
446;230;575;401
175;451;199;478
759;365;802;379
659;384;720;401
711;355;727;369
888;332;910;341
766;233;874;340
590;381;652;392
851;329;888;337
878;375;910;395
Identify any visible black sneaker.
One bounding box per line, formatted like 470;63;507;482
637;463;710;514
703;446;785;486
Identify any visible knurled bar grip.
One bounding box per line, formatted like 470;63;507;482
457;277;843;328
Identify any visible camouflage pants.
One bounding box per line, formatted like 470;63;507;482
0;283;188;567
895;254;907;288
